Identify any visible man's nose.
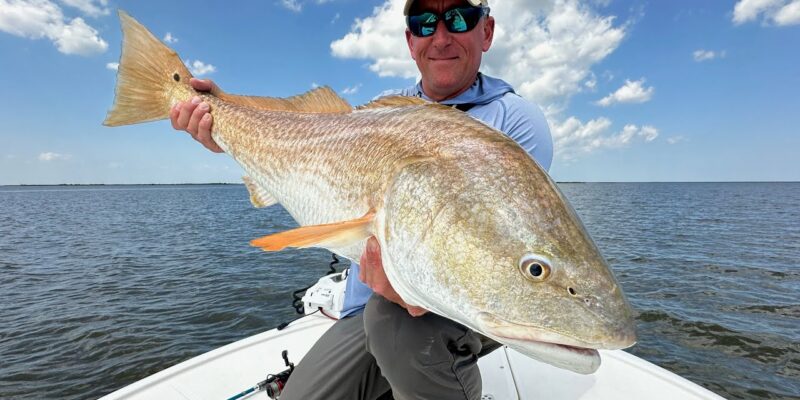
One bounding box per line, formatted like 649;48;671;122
431;20;452;46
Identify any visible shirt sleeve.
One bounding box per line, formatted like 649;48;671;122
499;93;554;172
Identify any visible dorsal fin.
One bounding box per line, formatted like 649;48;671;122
218;86;352;113
356;95;449;110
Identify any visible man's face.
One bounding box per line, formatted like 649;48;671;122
406;0;495;101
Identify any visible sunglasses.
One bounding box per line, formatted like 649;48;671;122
407;6;490;38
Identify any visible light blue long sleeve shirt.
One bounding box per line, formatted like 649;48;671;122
341;73;553;317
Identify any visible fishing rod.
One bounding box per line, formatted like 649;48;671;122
226;350;295;400
227;253;339;399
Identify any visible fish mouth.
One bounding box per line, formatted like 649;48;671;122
477;311;636;350
476;311;630;375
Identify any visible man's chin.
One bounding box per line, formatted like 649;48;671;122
422;76;470;100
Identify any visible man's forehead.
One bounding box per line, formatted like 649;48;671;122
405;0;486;14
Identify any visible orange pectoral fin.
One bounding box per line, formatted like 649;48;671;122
250;211;375;252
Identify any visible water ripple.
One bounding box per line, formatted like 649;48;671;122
1;183;799;399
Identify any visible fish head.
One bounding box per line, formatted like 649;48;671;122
382;141;636;373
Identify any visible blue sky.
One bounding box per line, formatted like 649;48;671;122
1;0;798;184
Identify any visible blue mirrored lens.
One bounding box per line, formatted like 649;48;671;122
445;9;468;32
407;6;487;37
408;12;439;37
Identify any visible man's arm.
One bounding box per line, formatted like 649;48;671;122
500;94;553;171
359;237;427;317
170;78;223;153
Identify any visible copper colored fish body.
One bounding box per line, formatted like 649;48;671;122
105;11;636;374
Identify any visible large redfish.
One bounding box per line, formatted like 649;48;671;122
104;11;636;374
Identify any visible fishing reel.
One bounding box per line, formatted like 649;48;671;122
261;350;295;399
227;350;295;400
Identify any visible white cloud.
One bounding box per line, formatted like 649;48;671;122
105;61;118;70
53;17;106;54
279;0;337;12
59;0;109;18
342;84;362;94
732;0;800;26
311;82;320;88
584;73;598;90
281;0;302;12
331;12;340;24
185;59;216;75
0;0;107;55
551;118;658;159
163;32;178;43
693;49;726;62
38;152;71;161
733;0;783;23
331;1;413;78
596;79;654;107
667;135;686;144
774;0;800;25
331;0;661;159
331;0;629;107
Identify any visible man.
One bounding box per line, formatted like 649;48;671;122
171;0;553;398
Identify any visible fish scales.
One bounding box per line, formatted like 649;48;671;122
208;97;501;254
104;10;637;375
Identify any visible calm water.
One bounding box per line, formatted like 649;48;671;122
1;183;798;399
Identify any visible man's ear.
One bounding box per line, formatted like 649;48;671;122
406;29;417;60
482;16;495;52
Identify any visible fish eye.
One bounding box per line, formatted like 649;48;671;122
519;255;552;282
173;73;180;82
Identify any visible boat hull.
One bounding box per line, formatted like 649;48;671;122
100;314;725;400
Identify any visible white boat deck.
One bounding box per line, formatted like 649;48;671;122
101;314;725;400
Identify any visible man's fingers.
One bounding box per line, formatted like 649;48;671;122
359;235;425;316
407;305;428;317
186;102;209;136
177;98;200;133
365;236;381;261
190;78;217;93
197;114;224;153
169;103;181;130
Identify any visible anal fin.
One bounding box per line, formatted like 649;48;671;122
242;176;277;208
251;210;375;251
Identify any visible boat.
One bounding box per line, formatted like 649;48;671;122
100;272;726;400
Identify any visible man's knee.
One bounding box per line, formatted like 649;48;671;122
365;295;449;362
363;295;483;398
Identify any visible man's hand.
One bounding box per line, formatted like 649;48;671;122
169;78;224;153
359;236;428;317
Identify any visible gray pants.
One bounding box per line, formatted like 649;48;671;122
279;295;499;400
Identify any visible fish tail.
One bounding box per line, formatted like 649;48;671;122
103;10;190;127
